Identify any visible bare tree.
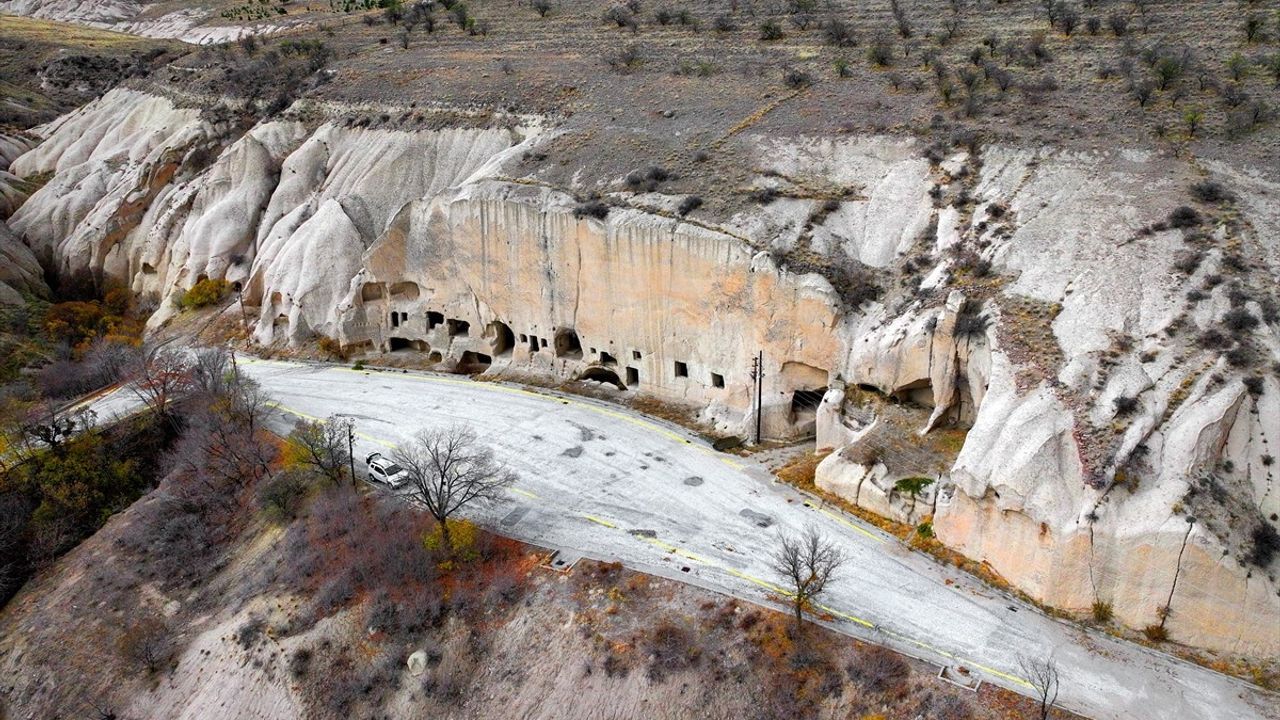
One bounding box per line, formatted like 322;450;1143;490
190;346;233;398
1020;654;1061;720
771;525;846;633
130;346;194;424
18;402;95;458
286;416;354;486
117;616;172;674
393;424;514;550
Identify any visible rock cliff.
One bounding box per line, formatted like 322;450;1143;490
5;86;1278;658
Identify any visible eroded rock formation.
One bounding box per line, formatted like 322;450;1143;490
6;87;1278;657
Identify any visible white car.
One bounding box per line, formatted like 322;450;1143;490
365;452;409;488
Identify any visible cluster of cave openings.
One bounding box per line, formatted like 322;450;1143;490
554;329;583;359
427;311;444;330
390;311;410;328
486;321;515;357
447;319;470;337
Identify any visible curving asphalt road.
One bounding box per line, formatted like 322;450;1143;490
89;358;1278;720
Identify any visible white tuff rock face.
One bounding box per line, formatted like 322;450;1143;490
0;0;290;43
6;89;1278;657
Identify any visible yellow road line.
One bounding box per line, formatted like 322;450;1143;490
582;514;617;529
267;401;395;448
724;567;789;595
818;507;883;543
509;487;539;499
816;603;875;629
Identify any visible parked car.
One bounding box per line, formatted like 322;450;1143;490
365;452;409;488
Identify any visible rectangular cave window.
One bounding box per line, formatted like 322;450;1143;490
447;319;470;337
710;372;725;388
626;367;640;386
519;333;528;343
674;361;689;378
600;351;617;366
427;311;444;329
632;350;642;360
529;335;540;353
540;337;548;348
391;312;400;328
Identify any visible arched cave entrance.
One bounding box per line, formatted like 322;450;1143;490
580;366;626;391
458;351;492;373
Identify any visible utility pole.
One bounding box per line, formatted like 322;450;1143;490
347;422;357;489
236;283;249;339
751;351;764;445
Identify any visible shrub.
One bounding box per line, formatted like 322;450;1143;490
748;187;780;204
868;38;894;67
676;196;702;215
1197;329;1230;349
1243;375;1265;396
824;18;856;47
604;43;644;72
317;335;346;360
847;645;909;695
1112;395;1138;417
783;67;813;88
1143;624;1169;642
953;305;990;339
603;4;638;29
624;165;672;191
180;278;231;309
1091;600;1113;623
646;621;700;681
258;469;312;520
1223;308;1259;332
574;199;611;220
1108;12;1128;36
118;617;172;674
289;647;313;678
1171;249;1204;274
1167;206;1201;229
915;521;934;538
759;20;784;41
713;14;735;32
1247;522;1280;568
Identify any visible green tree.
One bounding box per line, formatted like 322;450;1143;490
893;476;935;515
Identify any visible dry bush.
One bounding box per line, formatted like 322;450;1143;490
847;645;910;696
646;620;701;681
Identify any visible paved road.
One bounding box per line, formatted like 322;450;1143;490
91;358;1278;720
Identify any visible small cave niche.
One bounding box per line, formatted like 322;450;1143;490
427;311;444;329
447;319;470;337
626;366;640;386
389;337;428;352
487;321;515;357
600;350;617;366
361;282;386;302
554;328;583;359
